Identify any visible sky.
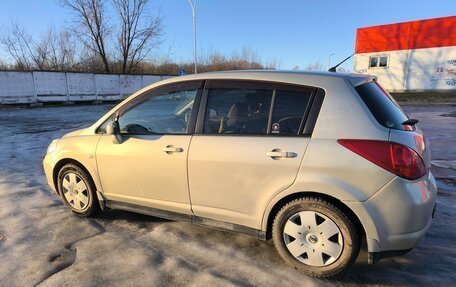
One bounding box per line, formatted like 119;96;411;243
0;0;455;71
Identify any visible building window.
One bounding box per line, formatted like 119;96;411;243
369;56;389;68
379;56;388;67
369;57;378;68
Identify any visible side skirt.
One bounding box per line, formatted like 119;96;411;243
106;200;267;240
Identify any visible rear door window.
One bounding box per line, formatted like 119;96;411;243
270;90;313;135
203;88;272;134
201;80;317;136
355;81;409;130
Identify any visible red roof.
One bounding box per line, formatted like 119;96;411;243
355;16;456;53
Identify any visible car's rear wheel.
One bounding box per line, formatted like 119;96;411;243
272;197;360;277
57;163;99;217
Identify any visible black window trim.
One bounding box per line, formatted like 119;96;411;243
194;79;323;137
302;88;325;135
265;90;276;134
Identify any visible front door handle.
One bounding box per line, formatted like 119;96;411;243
162;145;184;153
266;150;297;159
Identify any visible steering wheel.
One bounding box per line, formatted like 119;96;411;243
121;119;155;135
122;123;149;135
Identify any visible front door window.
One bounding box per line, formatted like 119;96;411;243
119;89;198;135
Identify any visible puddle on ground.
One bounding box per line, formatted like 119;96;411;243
439;111;456;117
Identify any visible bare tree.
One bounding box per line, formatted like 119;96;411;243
303;61;324;71
0;60;8;70
59;0;111;73
0;22;41;70
336;67;346;73
45;28;79;70
173;47;273;74
113;0;162;74
0;22;81;71
58;30;79;69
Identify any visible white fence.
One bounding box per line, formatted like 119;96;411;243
0;71;175;104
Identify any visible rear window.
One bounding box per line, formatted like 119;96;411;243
355;81;409;130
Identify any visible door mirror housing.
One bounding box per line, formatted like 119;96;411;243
106;121;123;144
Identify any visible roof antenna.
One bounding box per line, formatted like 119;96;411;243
328;53;354;72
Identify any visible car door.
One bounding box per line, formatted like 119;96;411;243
96;80;203;214
188;80;318;229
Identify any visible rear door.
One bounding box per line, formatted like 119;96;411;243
188;80;319;229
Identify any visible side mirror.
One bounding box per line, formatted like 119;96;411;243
106;121;123;144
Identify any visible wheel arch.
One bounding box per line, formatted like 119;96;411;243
264;191;366;242
53;158;96;196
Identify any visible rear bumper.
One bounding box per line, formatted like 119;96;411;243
367;207;435;264
382;210;434;250
345;171;437;254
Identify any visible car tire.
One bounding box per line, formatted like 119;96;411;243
57;163;99;217
272;196;360;278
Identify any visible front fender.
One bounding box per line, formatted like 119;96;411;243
49;134;102;193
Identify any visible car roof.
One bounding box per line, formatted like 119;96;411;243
188;70;350;78
158;70;374;88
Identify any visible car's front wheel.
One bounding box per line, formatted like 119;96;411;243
272;197;360;277
57;163;99;217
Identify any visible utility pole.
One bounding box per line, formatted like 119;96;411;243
188;0;198;73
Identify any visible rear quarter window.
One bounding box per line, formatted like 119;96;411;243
355;81;409;130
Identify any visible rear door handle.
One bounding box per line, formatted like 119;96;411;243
266;150;297;159
162;146;184;153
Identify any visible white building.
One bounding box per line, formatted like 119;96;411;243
353;16;456;92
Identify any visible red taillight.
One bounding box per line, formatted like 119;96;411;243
338;139;426;180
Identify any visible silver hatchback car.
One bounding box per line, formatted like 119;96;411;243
43;71;437;277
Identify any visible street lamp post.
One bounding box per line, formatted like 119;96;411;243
328;53;335;70
188;0;198;74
